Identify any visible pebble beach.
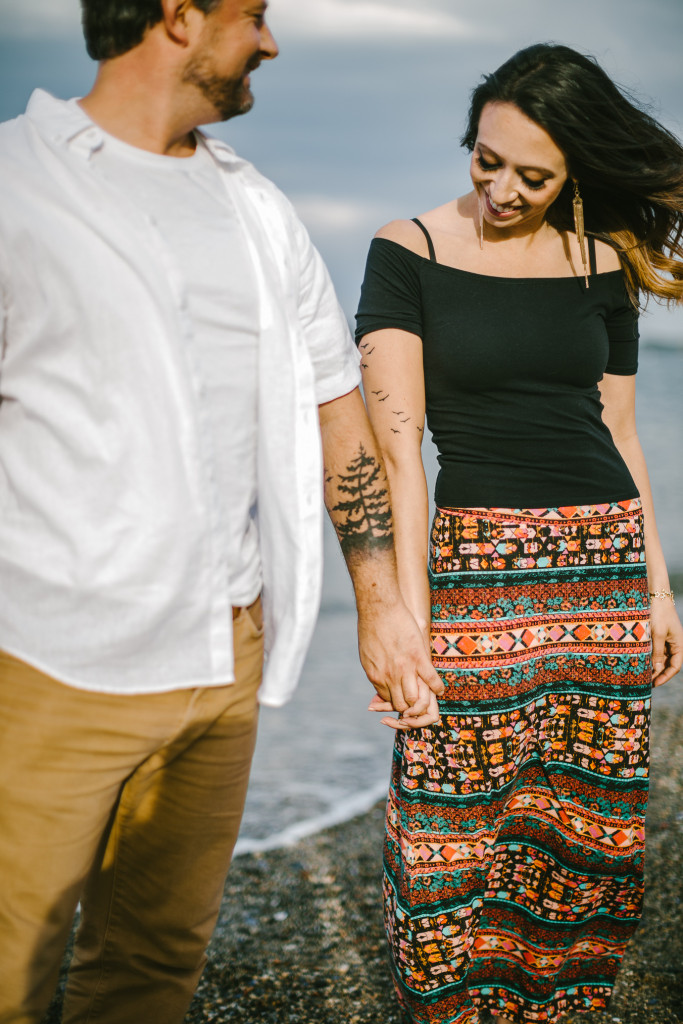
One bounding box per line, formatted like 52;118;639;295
189;683;683;1024
44;672;683;1024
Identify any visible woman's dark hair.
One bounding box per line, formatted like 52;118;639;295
461;43;683;304
81;0;222;61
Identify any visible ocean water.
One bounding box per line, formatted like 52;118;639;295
237;342;683;852
0;35;681;852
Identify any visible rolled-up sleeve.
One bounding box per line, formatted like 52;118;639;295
288;205;360;405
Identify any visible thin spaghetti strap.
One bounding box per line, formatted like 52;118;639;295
587;234;597;277
412;217;437;263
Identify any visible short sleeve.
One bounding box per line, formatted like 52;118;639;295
355;238;423;345
286;198;361;405
604;278;639;376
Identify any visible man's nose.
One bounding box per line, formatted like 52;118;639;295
260;23;279;61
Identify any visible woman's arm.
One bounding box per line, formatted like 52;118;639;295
600;372;683;686
358;326;432;643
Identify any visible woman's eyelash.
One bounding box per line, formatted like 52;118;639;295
475;154;547;191
522;177;546;191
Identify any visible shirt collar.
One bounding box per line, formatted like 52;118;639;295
197;131;245;168
25;88;103;154
25;89;248;167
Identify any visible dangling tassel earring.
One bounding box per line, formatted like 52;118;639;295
477;192;484;251
572;180;589;288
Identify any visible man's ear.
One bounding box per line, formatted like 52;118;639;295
159;0;205;46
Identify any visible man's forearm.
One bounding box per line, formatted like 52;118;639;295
318;387;443;727
319;389;400;607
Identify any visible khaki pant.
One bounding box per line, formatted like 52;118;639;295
0;603;264;1024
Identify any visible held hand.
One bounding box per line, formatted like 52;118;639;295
651;597;683;687
368;684;441;731
357;598;443;729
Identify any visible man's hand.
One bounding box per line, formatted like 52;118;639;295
358;597;443;730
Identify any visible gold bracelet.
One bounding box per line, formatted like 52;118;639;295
649;589;676;604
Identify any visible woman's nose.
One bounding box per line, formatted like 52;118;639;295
488;172;518;204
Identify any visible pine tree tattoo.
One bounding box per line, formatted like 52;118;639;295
331;444;393;558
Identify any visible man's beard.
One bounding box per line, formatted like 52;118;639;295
182;55;256;121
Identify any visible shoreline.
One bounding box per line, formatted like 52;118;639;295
232;778;390;858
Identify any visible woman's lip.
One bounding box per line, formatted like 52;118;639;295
484;191;522;218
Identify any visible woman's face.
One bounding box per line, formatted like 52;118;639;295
470;101;569;234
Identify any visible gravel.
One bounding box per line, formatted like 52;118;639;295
42;687;683;1024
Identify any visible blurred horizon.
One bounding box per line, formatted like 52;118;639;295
2;0;683;344
1;0;681;845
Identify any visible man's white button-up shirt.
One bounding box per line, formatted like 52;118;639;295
0;91;360;706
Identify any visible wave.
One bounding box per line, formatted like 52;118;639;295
233;778;389;857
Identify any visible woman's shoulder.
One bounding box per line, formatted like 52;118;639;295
564;232;621;275
374;200;466;259
374;218;430;259
592;236;622;273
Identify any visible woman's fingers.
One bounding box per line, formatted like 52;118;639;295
650;603;683;687
380;686;440;731
652;632;666;679
652;642;682;687
418;646;444;696
370;678;438;718
385;666;430;714
402;676;431;716
368;694;394;713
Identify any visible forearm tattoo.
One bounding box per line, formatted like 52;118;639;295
328;444;393;559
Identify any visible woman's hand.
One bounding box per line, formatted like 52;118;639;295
651;597;683;687
599;376;681;689
368;684;440;731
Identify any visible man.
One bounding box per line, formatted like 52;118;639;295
0;2;443;1021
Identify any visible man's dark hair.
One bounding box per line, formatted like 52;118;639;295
81;0;222;61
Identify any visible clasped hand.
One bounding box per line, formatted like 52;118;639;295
357;599;443;730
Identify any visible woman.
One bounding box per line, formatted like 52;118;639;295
355;44;683;1024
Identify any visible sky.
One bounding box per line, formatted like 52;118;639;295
1;0;683;342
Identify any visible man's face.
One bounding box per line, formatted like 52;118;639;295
182;0;278;122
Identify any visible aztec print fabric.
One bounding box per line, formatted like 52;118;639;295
384;501;651;1024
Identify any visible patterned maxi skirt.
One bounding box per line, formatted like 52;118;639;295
384;501;651;1024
